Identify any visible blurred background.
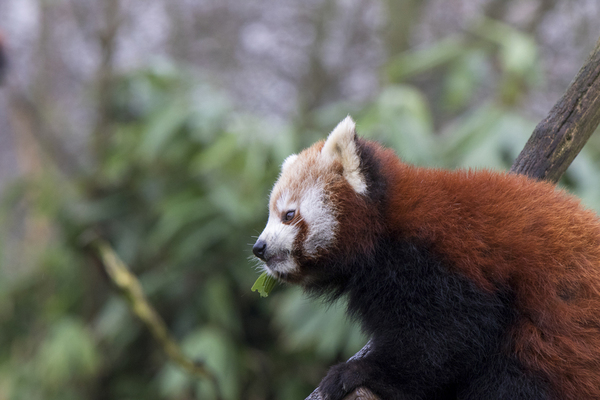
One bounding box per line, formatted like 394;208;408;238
1;0;600;399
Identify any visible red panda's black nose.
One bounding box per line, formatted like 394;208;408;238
253;240;267;261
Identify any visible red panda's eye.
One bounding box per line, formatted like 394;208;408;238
283;210;295;222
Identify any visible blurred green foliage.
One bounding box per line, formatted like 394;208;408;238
2;21;600;400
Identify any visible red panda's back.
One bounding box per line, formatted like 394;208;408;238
376;146;600;399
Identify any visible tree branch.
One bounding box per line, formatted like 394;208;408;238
510;36;600;183
85;236;224;400
305;342;376;400
92;0;121;164
305;35;600;400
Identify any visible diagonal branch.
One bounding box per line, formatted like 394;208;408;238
86;236;224;400
510;36;600;182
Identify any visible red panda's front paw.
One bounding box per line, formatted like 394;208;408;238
319;361;367;400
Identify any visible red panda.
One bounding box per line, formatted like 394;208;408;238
252;116;600;400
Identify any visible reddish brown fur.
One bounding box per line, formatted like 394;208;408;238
366;143;600;399
316;143;386;259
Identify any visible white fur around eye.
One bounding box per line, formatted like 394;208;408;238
276;190;295;214
259;215;299;257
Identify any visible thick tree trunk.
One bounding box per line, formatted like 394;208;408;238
306;36;600;400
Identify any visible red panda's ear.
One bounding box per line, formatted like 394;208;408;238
281;154;298;173
321;116;367;194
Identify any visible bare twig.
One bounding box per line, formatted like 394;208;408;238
93;0;121;163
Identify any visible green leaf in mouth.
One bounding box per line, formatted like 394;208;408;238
251;271;278;297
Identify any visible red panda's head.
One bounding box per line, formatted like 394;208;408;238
253;116;385;286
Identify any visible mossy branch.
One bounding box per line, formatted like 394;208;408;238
89;238;223;399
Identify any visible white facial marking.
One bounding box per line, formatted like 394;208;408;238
276;190;296;215
256;189;300;275
321;116;367;194
300;184;337;255
257;215;299;274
